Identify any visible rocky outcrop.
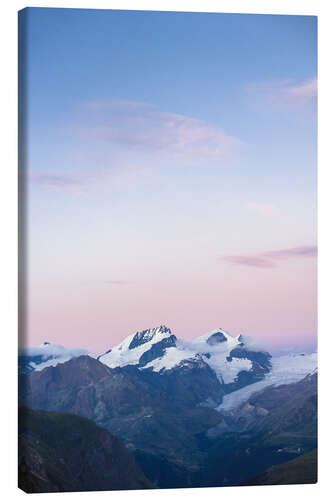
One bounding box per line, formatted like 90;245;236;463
138;335;177;366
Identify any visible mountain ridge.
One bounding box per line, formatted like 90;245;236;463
97;325;273;392
19;345;318;489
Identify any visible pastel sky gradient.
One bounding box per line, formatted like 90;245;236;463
20;8;317;355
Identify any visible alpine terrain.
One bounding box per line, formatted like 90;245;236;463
19;325;317;490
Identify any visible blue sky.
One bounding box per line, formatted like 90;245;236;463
21;8;317;353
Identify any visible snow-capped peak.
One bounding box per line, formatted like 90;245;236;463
128;325;172;350
97;325;176;368
194;328;236;346
98;325;271;386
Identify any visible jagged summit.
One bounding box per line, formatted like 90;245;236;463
129;325;173;350
21;326;317;411
97;325;177;369
97;325;272;388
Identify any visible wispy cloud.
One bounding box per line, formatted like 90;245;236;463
224;256;276;268
19;344;87;358
262;246;317;259
286;78;317;100
105;280;134;286
29;172;88;192
223;245;317;269
29;160;151;193
80;100;242;162
30;101;242;194
247;77;317;108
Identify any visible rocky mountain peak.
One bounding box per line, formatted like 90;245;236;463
129;325;173;350
206;331;228;346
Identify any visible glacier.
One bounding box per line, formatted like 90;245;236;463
217;352;318;411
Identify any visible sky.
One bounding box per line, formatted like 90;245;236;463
20;8;317;355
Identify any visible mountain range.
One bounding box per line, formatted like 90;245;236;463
18;325;317;491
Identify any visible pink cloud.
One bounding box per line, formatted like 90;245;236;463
262;246;317;259
80;100;242;162
105;280;134;286
29;172;85;191
223;245;317;268
28;158;155;194
223;256;276;268
247;77;317;107
286;78;317;100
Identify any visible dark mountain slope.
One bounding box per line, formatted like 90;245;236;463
19;356;317;489
233;370;317;447
19;355;223;479
18;406;153;493
198;372;317;487
241;449;317;485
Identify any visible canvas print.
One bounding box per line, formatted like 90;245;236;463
18;8;317;493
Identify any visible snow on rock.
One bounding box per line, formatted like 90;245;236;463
97;325;175;368
217;352;318;412
142;330;252;383
19;342;88;372
98;326;264;384
204;356;252;384
142;346;195;372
